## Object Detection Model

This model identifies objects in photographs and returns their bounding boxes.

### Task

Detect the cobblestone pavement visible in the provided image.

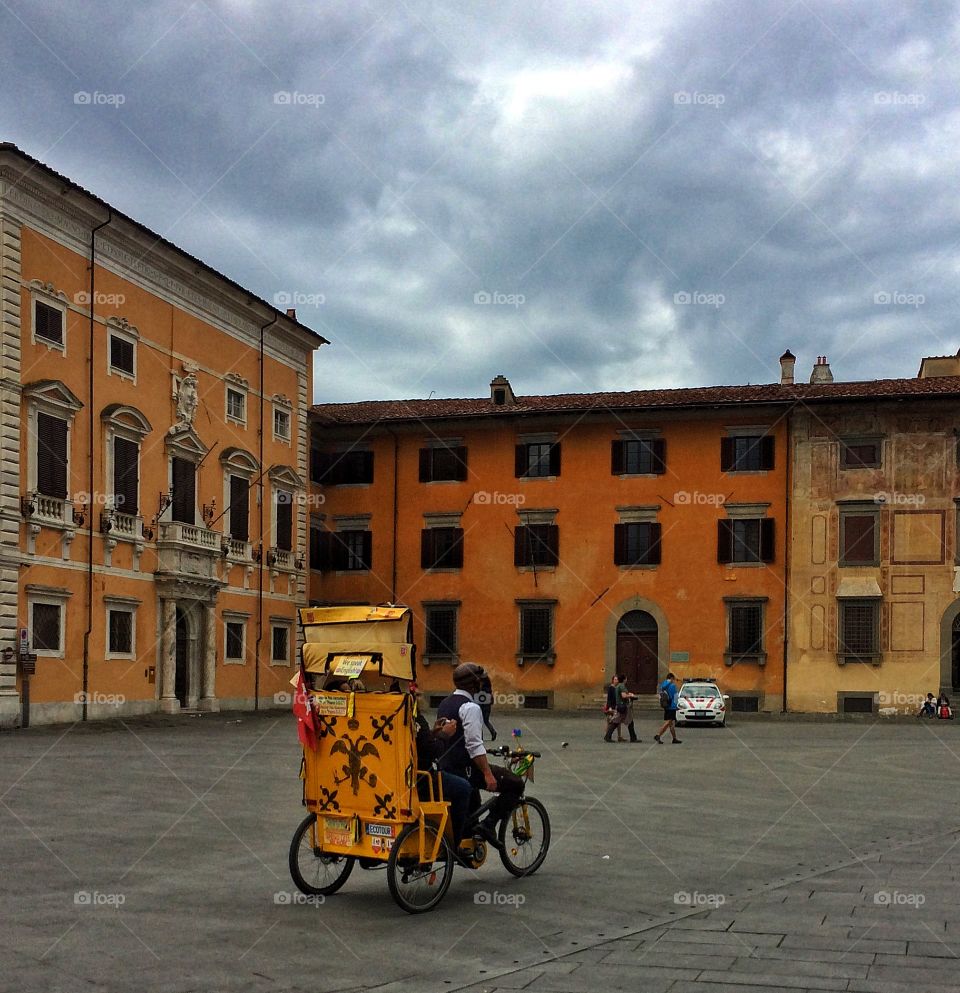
[2,711,959,993]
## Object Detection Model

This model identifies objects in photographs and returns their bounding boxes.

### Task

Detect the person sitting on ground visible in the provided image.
[937,693,954,720]
[917,693,937,718]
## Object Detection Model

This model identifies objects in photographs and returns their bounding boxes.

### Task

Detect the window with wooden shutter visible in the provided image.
[109,334,135,375]
[171,457,196,524]
[229,475,249,541]
[113,436,139,515]
[615,522,662,565]
[717,519,734,563]
[613,439,666,476]
[36,412,68,499]
[329,449,373,485]
[514,524,558,567]
[841,512,878,565]
[336,530,372,570]
[516,442,558,478]
[722,435,773,472]
[309,523,323,569]
[419,446,468,482]
[35,301,63,345]
[275,491,293,551]
[840,440,881,469]
[421,527,463,569]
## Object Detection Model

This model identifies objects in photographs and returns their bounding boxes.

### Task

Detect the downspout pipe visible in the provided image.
[386,428,399,602]
[782,406,794,714]
[255,316,277,711]
[82,210,112,722]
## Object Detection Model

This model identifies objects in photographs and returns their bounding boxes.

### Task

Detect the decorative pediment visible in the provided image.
[23,379,83,413]
[267,464,303,489]
[271,393,293,409]
[28,280,69,304]
[225,372,249,390]
[165,425,207,461]
[101,403,152,438]
[106,316,140,339]
[220,446,259,474]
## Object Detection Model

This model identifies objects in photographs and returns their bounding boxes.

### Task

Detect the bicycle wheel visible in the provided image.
[387,821,454,914]
[289,813,354,896]
[498,797,550,877]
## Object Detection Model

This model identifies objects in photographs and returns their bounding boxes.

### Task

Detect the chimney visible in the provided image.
[490,374,516,407]
[286,308,297,320]
[809,355,834,384]
[779,349,796,385]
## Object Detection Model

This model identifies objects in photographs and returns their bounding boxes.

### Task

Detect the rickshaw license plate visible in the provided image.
[323,817,353,847]
[365,823,396,838]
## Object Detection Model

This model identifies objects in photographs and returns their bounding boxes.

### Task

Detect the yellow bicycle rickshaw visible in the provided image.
[288,605,550,913]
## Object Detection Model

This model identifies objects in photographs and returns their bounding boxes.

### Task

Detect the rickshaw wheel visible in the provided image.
[387,821,454,914]
[289,813,355,896]
[497,797,550,878]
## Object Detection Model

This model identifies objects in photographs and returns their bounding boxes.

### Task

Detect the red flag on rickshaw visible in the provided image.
[292,669,317,750]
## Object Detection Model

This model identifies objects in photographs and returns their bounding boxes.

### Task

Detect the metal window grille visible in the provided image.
[226,622,244,660]
[271,626,288,662]
[108,610,132,654]
[729,603,763,654]
[840,600,878,657]
[521,606,552,655]
[425,607,457,656]
[33,603,61,651]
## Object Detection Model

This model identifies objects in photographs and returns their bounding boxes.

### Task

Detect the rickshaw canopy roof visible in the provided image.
[299,605,416,681]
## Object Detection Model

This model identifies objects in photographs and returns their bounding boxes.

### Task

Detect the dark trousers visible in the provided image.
[467,764,524,825]
[480,703,497,738]
[439,771,472,843]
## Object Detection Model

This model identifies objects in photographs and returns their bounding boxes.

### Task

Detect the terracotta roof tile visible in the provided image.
[311,376,960,426]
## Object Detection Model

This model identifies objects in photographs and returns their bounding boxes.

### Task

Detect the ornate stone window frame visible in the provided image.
[25,584,72,658]
[29,280,69,355]
[105,317,139,384]
[100,403,151,552]
[222,610,250,665]
[164,425,208,525]
[224,373,248,427]
[272,394,293,445]
[270,616,293,666]
[267,464,304,571]
[220,447,258,563]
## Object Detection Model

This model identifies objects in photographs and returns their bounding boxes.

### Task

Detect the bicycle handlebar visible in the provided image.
[487,746,541,758]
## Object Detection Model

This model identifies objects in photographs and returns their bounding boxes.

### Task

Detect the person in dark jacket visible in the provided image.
[414,707,472,843]
[477,671,498,740]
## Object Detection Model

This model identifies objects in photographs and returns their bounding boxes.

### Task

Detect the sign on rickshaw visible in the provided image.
[287,604,550,913]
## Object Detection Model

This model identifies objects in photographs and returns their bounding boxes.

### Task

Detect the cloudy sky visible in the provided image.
[1,0,958,402]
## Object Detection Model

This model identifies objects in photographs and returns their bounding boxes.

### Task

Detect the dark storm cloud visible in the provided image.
[3,0,960,402]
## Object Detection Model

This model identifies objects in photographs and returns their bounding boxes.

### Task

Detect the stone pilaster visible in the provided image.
[158,597,178,713]
[295,370,308,659]
[198,600,218,711]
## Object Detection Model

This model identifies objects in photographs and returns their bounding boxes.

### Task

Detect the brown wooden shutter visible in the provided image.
[113,437,139,515]
[35,302,63,344]
[720,437,735,472]
[717,519,733,563]
[420,528,434,569]
[454,446,468,481]
[611,441,625,475]
[545,524,559,565]
[276,493,293,551]
[171,457,195,523]
[360,530,373,569]
[651,439,666,474]
[36,412,68,499]
[450,527,464,568]
[549,443,561,477]
[760,436,775,470]
[514,526,528,566]
[613,522,627,565]
[229,475,249,541]
[515,445,526,478]
[418,448,431,483]
[360,450,374,484]
[843,515,875,563]
[760,518,775,562]
[648,523,662,564]
[330,532,347,570]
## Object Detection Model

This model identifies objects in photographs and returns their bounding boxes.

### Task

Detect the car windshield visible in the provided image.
[680,685,720,698]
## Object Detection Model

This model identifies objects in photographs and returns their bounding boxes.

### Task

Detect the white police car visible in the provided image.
[675,679,728,727]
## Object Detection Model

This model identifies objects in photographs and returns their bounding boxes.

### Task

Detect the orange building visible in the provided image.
[0,144,325,726]
[309,375,790,712]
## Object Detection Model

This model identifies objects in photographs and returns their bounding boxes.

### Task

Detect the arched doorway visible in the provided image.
[616,610,659,693]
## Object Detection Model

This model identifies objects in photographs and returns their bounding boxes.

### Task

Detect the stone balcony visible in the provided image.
[156,520,223,583]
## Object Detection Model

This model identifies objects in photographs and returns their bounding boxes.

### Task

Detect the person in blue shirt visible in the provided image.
[653,672,682,744]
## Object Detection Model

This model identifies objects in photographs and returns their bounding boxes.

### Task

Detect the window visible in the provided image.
[614,522,662,566]
[515,442,560,479]
[725,600,765,664]
[171,457,196,524]
[840,440,881,469]
[271,625,290,664]
[275,490,293,552]
[838,599,880,662]
[840,510,879,566]
[113,437,139,516]
[717,519,775,564]
[315,450,374,485]
[611,439,666,475]
[226,388,246,423]
[519,603,554,660]
[273,407,291,441]
[109,334,135,376]
[720,435,774,473]
[310,447,324,483]
[514,524,559,567]
[229,475,249,542]
[731,695,760,713]
[333,530,372,571]
[108,609,134,656]
[419,445,468,482]
[31,601,62,654]
[421,527,464,569]
[424,604,458,658]
[225,621,245,662]
[36,412,68,499]
[34,300,64,347]
[309,521,324,570]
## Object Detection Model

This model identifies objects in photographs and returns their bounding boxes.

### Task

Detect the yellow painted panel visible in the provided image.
[890,601,924,652]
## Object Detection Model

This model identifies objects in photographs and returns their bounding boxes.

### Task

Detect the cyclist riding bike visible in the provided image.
[435,663,524,844]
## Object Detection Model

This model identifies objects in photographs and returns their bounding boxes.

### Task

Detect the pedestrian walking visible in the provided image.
[653,672,682,744]
[603,674,622,742]
[477,670,497,741]
[619,677,640,742]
